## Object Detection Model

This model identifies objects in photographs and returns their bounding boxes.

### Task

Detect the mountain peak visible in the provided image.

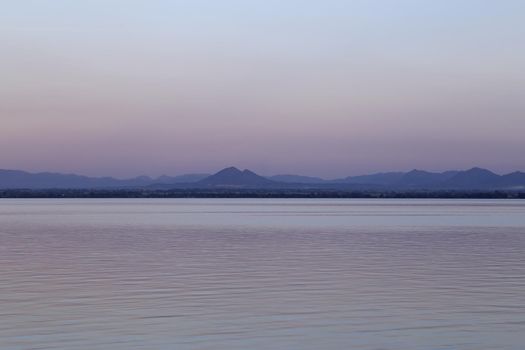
[198,167,276,187]
[217,166,242,174]
[465,167,495,174]
[441,167,500,189]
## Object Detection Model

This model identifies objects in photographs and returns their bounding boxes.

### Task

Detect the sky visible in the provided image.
[1,0,524,178]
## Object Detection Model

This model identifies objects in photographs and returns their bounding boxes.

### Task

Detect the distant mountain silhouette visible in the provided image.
[335,172,405,185]
[0,170,207,189]
[499,172,525,189]
[0,169,152,189]
[268,174,327,184]
[198,167,277,187]
[1,166,525,190]
[156,173,210,184]
[440,167,500,189]
[335,168,517,190]
[394,170,459,189]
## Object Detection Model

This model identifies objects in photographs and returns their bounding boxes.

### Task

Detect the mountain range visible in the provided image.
[1,167,525,191]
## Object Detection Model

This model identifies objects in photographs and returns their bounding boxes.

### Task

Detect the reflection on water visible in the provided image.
[1,199,524,350]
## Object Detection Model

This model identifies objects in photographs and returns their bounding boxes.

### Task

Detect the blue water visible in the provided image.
[1,199,524,349]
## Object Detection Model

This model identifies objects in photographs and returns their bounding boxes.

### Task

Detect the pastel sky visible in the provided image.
[1,0,524,178]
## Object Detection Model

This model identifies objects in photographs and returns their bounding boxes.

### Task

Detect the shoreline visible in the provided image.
[1,189,524,199]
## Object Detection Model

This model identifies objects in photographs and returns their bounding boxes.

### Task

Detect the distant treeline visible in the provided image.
[1,189,524,199]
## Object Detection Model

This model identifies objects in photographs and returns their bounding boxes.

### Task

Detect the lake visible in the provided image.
[1,199,524,349]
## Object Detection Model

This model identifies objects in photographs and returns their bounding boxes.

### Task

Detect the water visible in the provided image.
[1,199,524,350]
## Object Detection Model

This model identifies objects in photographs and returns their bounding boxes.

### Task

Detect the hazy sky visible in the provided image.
[1,0,524,178]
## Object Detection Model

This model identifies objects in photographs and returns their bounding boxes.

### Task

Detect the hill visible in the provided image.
[2,166,525,191]
[197,167,278,188]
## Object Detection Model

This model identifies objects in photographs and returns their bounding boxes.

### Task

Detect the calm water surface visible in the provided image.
[1,199,524,349]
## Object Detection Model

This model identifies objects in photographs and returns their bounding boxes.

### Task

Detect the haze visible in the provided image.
[1,0,524,178]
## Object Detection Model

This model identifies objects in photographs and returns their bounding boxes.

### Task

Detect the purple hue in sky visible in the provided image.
[1,1,524,178]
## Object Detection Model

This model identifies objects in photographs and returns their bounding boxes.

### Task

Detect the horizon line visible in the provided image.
[1,165,523,181]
